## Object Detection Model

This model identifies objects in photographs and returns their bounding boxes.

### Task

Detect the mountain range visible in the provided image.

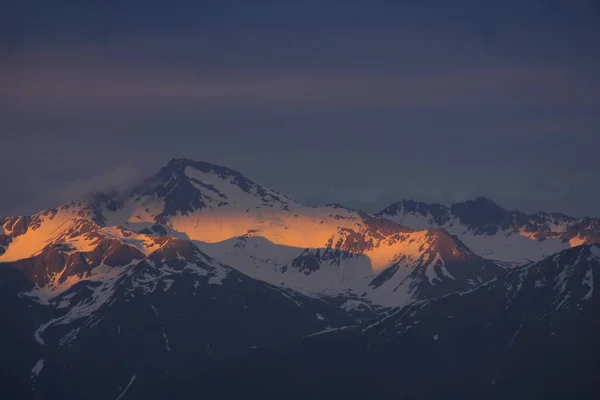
[1,158,598,399]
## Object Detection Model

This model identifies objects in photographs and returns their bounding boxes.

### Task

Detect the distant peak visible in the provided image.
[384,199,422,208]
[166,157,190,166]
[455,197,504,211]
[472,196,497,205]
[140,157,285,215]
[402,199,420,205]
[324,203,353,210]
[376,199,419,214]
[157,158,254,184]
[163,157,195,170]
[164,158,232,173]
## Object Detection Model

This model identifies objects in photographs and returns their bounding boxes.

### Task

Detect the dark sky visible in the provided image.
[1,0,599,217]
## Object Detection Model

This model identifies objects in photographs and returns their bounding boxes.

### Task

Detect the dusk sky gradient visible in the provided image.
[1,0,599,217]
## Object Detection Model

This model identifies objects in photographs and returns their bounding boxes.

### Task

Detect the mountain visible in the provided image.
[0,158,508,398]
[0,158,503,308]
[198,244,600,399]
[1,158,599,399]
[1,236,356,400]
[377,197,600,266]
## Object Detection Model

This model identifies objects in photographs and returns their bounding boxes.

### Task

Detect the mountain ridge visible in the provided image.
[1,158,507,308]
[378,197,600,265]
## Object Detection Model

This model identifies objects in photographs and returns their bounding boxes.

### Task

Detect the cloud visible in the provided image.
[49,164,140,204]
[2,23,598,114]
[2,62,597,114]
[0,164,140,217]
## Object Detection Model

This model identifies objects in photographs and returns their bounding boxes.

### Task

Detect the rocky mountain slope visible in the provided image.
[0,237,355,400]
[199,244,600,399]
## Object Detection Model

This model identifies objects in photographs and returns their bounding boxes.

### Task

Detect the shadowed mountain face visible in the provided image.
[1,238,356,400]
[192,245,600,400]
[0,267,50,400]
[0,158,598,399]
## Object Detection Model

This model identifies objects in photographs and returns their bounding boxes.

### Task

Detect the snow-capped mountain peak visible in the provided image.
[127,158,295,221]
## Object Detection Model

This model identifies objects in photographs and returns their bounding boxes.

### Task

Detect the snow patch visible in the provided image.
[509,320,524,347]
[583,266,594,301]
[424,253,442,285]
[162,332,171,352]
[303,326,353,338]
[59,328,81,346]
[207,265,228,285]
[31,359,44,377]
[439,262,455,280]
[590,245,600,259]
[163,279,174,292]
[534,279,545,288]
[150,304,159,316]
[115,375,137,400]
[340,299,364,311]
